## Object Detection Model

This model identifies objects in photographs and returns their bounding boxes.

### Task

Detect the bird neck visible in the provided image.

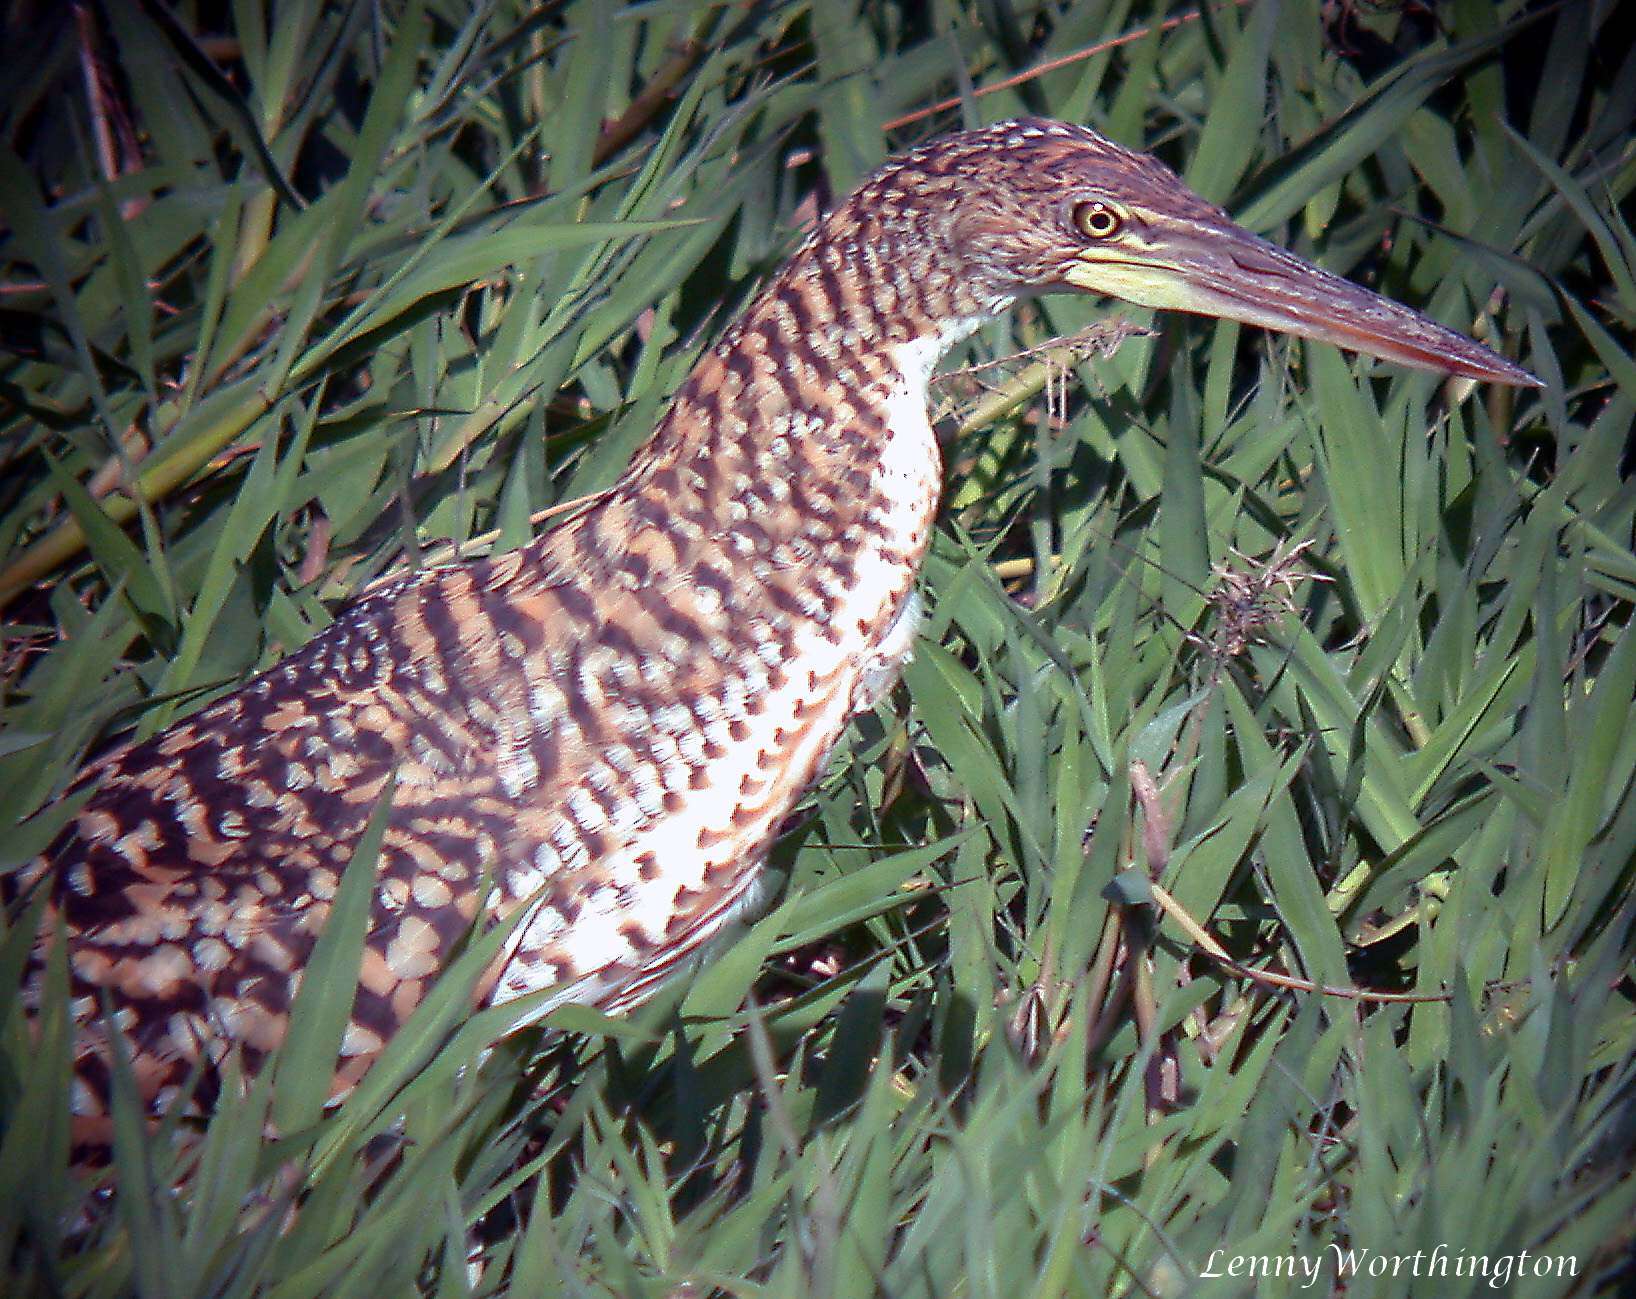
[621,233,1000,546]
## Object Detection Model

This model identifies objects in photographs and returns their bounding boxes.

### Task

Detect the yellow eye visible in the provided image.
[1073,201,1122,239]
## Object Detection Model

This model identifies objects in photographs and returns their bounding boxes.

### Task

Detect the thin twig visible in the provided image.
[882,1,1257,132]
[1146,882,1456,1005]
[936,318,1151,436]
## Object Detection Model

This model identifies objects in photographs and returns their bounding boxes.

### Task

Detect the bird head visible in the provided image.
[883,117,1539,387]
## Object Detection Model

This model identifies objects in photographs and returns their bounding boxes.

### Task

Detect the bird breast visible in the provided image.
[492,337,952,1010]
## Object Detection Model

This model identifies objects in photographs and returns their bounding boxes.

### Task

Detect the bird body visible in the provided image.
[12,118,1538,1130]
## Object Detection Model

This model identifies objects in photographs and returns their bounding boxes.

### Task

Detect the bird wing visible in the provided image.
[21,531,625,1100]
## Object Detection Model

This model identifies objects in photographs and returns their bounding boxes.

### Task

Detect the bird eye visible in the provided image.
[1073,200,1122,239]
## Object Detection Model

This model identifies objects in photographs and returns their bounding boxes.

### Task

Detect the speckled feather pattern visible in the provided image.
[10,120,1235,1128]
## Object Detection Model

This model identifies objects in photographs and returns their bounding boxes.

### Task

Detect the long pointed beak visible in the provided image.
[1062,222,1542,388]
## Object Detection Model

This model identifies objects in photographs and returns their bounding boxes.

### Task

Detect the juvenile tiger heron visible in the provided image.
[12,118,1539,1141]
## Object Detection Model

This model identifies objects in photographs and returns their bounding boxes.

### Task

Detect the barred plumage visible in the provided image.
[11,118,1538,1142]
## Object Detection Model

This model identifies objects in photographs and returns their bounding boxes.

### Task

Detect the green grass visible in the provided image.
[2,1,1634,1295]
